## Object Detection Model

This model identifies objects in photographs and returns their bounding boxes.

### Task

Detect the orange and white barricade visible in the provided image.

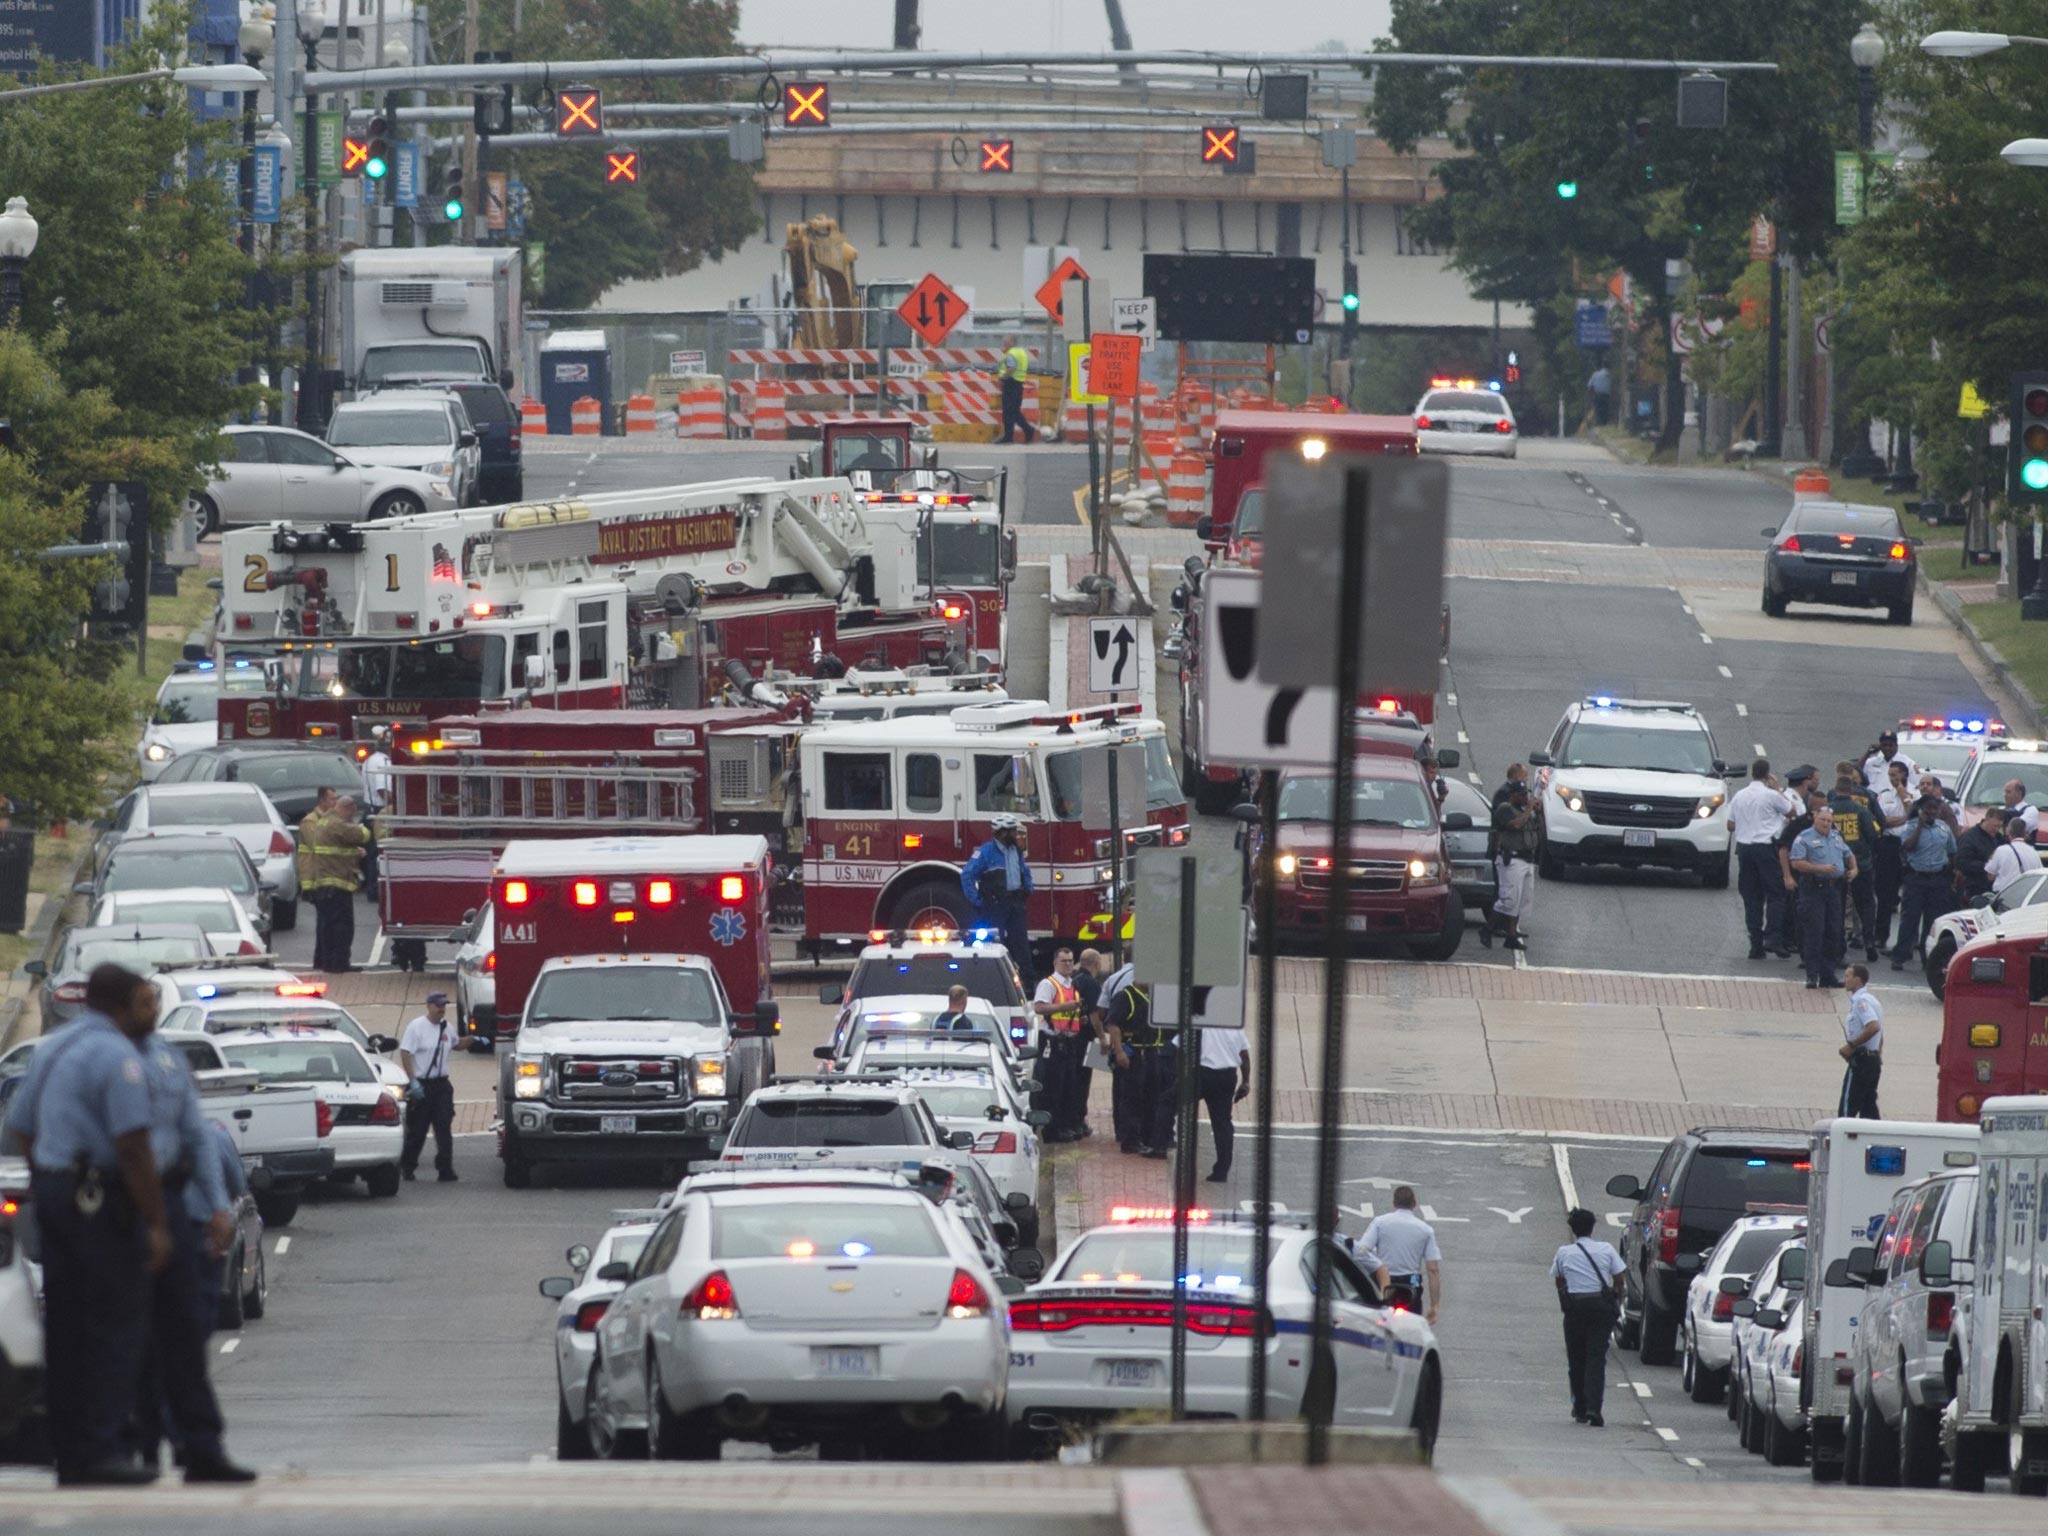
[570,397,602,436]
[750,380,787,441]
[1166,455,1208,525]
[519,396,547,437]
[624,394,657,434]
[675,379,725,438]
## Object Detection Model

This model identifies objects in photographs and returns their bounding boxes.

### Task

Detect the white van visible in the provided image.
[1801,1118,1981,1483]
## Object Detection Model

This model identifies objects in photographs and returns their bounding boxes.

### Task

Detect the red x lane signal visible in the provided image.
[341,135,370,174]
[1201,124,1239,163]
[605,151,640,184]
[783,81,829,127]
[979,139,1014,173]
[555,88,603,137]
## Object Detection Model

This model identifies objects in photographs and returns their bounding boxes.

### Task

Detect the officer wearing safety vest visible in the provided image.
[1107,970,1176,1159]
[1033,947,1089,1141]
[300,791,370,974]
[998,335,1035,444]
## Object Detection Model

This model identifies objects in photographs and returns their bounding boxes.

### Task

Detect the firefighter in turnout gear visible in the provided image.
[300,794,370,973]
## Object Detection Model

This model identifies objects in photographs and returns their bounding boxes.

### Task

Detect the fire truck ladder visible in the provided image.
[380,762,703,831]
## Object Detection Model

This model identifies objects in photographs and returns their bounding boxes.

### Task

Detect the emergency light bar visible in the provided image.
[1109,1206,1211,1224]
[1584,696,1693,713]
[1900,716,2001,735]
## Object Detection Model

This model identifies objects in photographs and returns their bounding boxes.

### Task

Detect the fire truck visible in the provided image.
[1195,408,1420,553]
[489,834,780,1187]
[213,471,1011,743]
[1935,907,2048,1120]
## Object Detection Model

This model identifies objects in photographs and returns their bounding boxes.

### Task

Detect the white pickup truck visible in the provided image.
[173,1030,335,1228]
[498,954,776,1189]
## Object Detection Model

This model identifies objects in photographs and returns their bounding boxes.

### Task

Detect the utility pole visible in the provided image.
[1763,257,1782,457]
[299,23,322,433]
[462,0,480,247]
[1783,256,1807,460]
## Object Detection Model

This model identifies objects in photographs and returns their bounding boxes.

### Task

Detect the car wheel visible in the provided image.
[253,1191,298,1228]
[586,1359,646,1460]
[244,1242,266,1320]
[1736,1387,1753,1450]
[364,1163,401,1199]
[1727,1363,1742,1420]
[1925,934,1956,1000]
[556,1387,592,1461]
[1638,1288,1678,1366]
[1858,1393,1900,1486]
[1766,1405,1805,1466]
[371,491,426,520]
[1687,1342,1721,1404]
[1888,598,1914,626]
[1012,1202,1041,1249]
[2011,1427,2048,1495]
[1538,840,1566,880]
[1413,898,1464,962]
[1951,1427,1991,1492]
[887,878,974,936]
[190,493,221,537]
[270,897,297,933]
[1680,1330,1696,1395]
[1899,1397,1942,1486]
[217,1243,246,1331]
[1699,853,1730,891]
[1761,586,1788,618]
[1409,1357,1442,1464]
[1843,1395,1864,1485]
[647,1351,713,1461]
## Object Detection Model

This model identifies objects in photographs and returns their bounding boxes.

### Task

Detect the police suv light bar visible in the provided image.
[1900,716,2001,735]
[1109,1205,1212,1224]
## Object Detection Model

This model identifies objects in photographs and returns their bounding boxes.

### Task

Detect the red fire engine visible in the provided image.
[1935,907,2048,1120]
[214,470,1005,743]
[1197,408,1420,553]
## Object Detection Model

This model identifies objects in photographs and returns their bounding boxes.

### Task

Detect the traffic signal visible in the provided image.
[979,138,1014,173]
[340,134,370,177]
[2011,373,2048,502]
[1201,124,1239,164]
[605,151,639,185]
[1341,259,1360,344]
[554,86,603,138]
[363,113,390,181]
[474,83,514,136]
[441,171,464,223]
[782,81,829,127]
[1556,180,1580,199]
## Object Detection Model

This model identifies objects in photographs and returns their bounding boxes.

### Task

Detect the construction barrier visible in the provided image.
[675,378,725,439]
[750,380,787,441]
[1166,455,1208,526]
[1791,469,1832,499]
[570,396,602,436]
[519,396,547,437]
[624,393,657,434]
[1136,432,1178,487]
[727,346,1012,370]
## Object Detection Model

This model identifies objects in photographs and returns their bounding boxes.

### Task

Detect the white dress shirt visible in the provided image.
[1729,780,1790,844]
[1863,749,1919,798]
[1552,1238,1625,1295]
[2007,802,2041,837]
[1198,1026,1250,1072]
[1988,838,2044,894]
[1874,784,1908,838]
[1843,988,1884,1053]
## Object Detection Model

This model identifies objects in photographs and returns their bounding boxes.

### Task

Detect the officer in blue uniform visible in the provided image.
[961,813,1035,980]
[2,964,171,1486]
[134,992,255,1483]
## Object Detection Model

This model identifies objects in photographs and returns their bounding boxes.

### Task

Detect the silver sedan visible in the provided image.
[191,425,456,533]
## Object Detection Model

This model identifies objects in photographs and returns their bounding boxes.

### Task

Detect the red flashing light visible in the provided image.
[1109,1205,1210,1223]
[277,981,327,998]
[648,879,675,906]
[903,833,923,850]
[1375,698,1399,713]
[470,601,492,618]
[868,928,889,943]
[484,952,496,972]
[943,604,964,620]
[1495,419,1514,434]
[573,881,598,907]
[1889,542,1909,559]
[503,880,530,906]
[1658,1207,1681,1265]
[720,875,745,901]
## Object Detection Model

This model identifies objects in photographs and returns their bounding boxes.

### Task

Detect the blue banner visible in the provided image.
[392,141,420,210]
[1574,303,1612,350]
[252,144,282,224]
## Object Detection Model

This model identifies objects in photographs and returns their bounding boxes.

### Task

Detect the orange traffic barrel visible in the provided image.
[519,396,546,437]
[570,396,602,436]
[624,393,657,434]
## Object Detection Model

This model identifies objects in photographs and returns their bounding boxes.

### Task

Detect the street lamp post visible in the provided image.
[0,197,40,326]
[1840,23,1887,479]
[239,16,273,261]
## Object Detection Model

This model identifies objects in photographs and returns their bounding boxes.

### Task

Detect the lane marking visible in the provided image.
[1735,703,1749,717]
[274,1236,291,1256]
[1716,665,1732,679]
[219,1337,240,1354]
[1683,1456,1705,1468]
[1457,730,1470,744]
[1631,1382,1652,1398]
[367,928,389,968]
[1446,692,1457,706]
[1655,1427,1680,1442]
[1487,1206,1533,1224]
[1681,604,1693,615]
[1699,633,1714,645]
[1551,1142,1579,1213]
[1468,771,1483,783]
[1754,743,1767,757]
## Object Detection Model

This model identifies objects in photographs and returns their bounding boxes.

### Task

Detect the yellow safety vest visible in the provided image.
[1002,345,1029,383]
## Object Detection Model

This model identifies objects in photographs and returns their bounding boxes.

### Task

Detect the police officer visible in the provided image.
[303,793,370,974]
[997,334,1035,444]
[2,964,172,1486]
[1838,964,1884,1118]
[1095,959,1144,1152]
[399,992,459,1182]
[1789,805,1856,989]
[1107,970,1174,1157]
[1889,794,1959,971]
[1361,1186,1443,1324]
[1772,774,1824,957]
[132,975,255,1482]
[962,813,1034,982]
[1551,1207,1626,1427]
[1032,947,1088,1141]
[1826,772,1883,964]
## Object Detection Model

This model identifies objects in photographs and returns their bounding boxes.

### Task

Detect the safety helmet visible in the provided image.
[988,813,1023,833]
[370,724,392,743]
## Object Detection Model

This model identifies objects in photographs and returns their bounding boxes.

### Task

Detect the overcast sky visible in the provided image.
[737,0,1395,54]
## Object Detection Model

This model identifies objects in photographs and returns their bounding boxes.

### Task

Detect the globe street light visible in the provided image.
[0,197,39,326]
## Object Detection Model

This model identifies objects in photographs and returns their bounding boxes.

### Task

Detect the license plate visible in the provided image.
[239,1154,263,1171]
[599,1115,636,1135]
[813,1346,877,1379]
[1102,1359,1159,1389]
[1831,571,1858,586]
[1622,828,1656,849]
[1346,914,1371,932]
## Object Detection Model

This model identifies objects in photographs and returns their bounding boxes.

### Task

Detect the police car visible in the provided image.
[1005,1208,1443,1458]
[1678,1210,1804,1405]
[822,929,1030,1048]
[891,1067,1046,1228]
[822,997,1037,1095]
[1892,716,2001,791]
[1953,735,2048,824]
[538,1208,661,1460]
[212,1026,405,1198]
[158,993,407,1095]
[1921,869,2048,998]
[718,1078,976,1169]
[1527,697,1735,885]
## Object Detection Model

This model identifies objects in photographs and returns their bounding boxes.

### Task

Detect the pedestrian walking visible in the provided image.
[1587,363,1613,428]
[133,976,254,1482]
[1033,947,1089,1140]
[2,964,172,1486]
[1838,965,1883,1119]
[302,792,369,974]
[961,813,1034,982]
[1861,731,1919,799]
[1196,1023,1249,1185]
[1826,773,1883,963]
[996,334,1036,445]
[1362,1187,1443,1323]
[1552,1207,1626,1427]
[399,992,458,1182]
[1730,759,1791,960]
[2002,780,2041,839]
[1872,760,1910,952]
[1482,781,1537,951]
[1988,811,2043,895]
[1889,795,1959,971]
[1790,806,1855,988]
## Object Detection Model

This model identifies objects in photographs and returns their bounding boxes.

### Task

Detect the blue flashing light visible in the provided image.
[1592,695,1614,709]
[195,984,219,999]
[968,926,998,943]
[1968,719,1986,733]
[1181,1272,1204,1287]
[896,963,910,974]
[1949,718,1965,730]
[841,1240,873,1258]
[1746,1157,1767,1167]
[195,660,216,670]
[1487,379,1502,391]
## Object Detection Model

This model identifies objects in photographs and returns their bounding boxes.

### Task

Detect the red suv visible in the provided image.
[1242,755,1469,959]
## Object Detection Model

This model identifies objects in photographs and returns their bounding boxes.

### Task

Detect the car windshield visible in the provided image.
[1560,722,1716,775]
[1232,488,1264,540]
[727,1098,923,1148]
[152,681,219,725]
[1908,742,1978,778]
[359,345,484,385]
[1966,759,2048,806]
[147,789,270,828]
[328,410,452,448]
[296,641,503,704]
[1686,1148,1810,1210]
[712,1198,944,1259]
[218,1040,376,1085]
[1423,390,1508,415]
[909,1083,1002,1119]
[70,933,210,970]
[232,753,361,794]
[1059,1230,1261,1285]
[109,896,247,933]
[104,848,253,894]
[606,1231,651,1270]
[1276,775,1435,829]
[525,968,721,1026]
[925,521,1001,588]
[1726,1229,1797,1275]
[849,954,1020,1006]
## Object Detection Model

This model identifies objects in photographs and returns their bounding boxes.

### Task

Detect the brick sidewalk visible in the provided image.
[1275,957,1843,1013]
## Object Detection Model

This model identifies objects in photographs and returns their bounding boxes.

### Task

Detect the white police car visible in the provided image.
[1954,735,2048,823]
[821,928,1030,1049]
[1005,1208,1443,1458]
[893,1067,1046,1220]
[1893,715,2001,791]
[1528,697,1735,885]
[538,1209,661,1460]
[1678,1211,1804,1405]
[1921,870,2048,998]
[212,1026,405,1198]
[718,1078,976,1170]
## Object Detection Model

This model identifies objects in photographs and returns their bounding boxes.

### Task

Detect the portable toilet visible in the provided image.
[539,330,614,435]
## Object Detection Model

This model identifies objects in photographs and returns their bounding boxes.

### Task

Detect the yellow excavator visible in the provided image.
[784,215,862,349]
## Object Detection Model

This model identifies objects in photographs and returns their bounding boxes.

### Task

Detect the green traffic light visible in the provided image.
[1342,292,1360,312]
[1556,180,1579,200]
[2024,458,2048,492]
[365,155,388,180]
[443,198,464,222]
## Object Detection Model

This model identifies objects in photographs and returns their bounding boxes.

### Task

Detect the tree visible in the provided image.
[1371,0,1861,453]
[424,0,756,304]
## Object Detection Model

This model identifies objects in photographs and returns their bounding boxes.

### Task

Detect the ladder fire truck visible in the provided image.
[214,472,1012,743]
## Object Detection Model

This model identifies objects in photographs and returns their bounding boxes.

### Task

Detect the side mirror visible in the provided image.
[1005,1190,1033,1211]
[521,653,547,689]
[1026,1109,1051,1129]
[263,658,286,692]
[566,1243,592,1272]
[1442,812,1473,831]
[538,1276,575,1300]
[1436,748,1461,769]
[1919,1238,1954,1290]
[947,1129,976,1151]
[1170,583,1188,613]
[1845,1244,1877,1284]
[22,960,46,978]
[369,1034,398,1053]
[753,999,780,1036]
[1195,515,1214,542]
[819,983,844,1005]
[1711,760,1729,776]
[1972,892,1995,910]
[72,881,95,897]
[1528,750,1554,768]
[1007,1247,1046,1282]
[1730,1297,1756,1318]
[1675,1252,1703,1276]
[1001,527,1018,581]
[1718,1275,1750,1297]
[595,1261,630,1282]
[462,908,478,925]
[459,430,479,448]
[1604,1173,1644,1201]
[812,1044,836,1060]
[1754,1307,1785,1331]
[1761,526,1778,538]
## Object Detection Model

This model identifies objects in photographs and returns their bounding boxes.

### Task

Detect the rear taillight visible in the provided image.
[946,1268,991,1319]
[1495,419,1513,434]
[53,982,88,1003]
[484,953,497,971]
[574,1299,611,1332]
[975,1132,1019,1154]
[1008,1298,1259,1334]
[684,1270,738,1321]
[268,830,294,856]
[1927,1292,1954,1335]
[1658,1208,1681,1265]
[238,940,261,956]
[315,1099,335,1138]
[1711,1291,1734,1323]
[1889,542,1909,560]
[1414,415,1432,430]
[370,1093,400,1125]
[1781,535,1802,553]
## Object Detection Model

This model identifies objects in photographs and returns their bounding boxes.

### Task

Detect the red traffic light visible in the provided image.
[605,151,639,184]
[341,136,370,174]
[783,81,829,127]
[979,139,1014,173]
[555,87,603,137]
[1201,125,1239,163]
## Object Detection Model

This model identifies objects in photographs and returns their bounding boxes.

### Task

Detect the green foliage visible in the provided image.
[424,0,756,305]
